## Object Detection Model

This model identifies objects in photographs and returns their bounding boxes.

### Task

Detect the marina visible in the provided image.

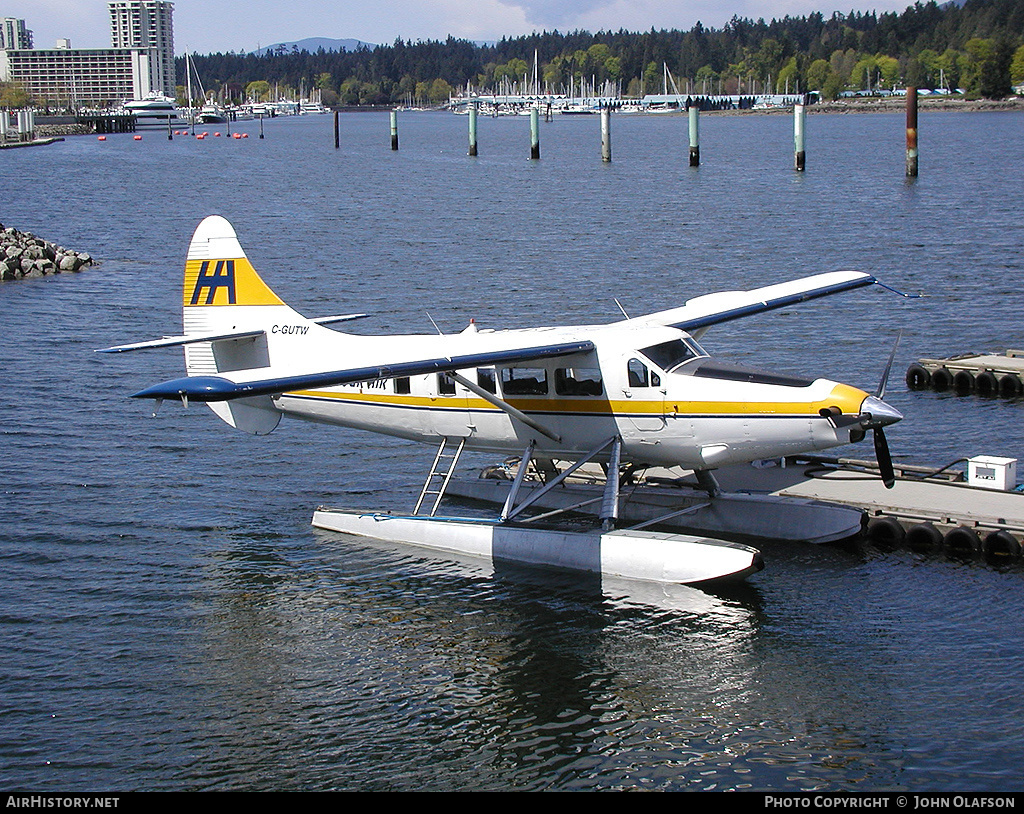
[4,110,1024,792]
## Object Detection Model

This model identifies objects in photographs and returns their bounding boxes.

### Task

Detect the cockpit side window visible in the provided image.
[628,358,653,388]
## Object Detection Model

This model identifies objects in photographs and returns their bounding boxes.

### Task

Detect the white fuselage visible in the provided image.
[247,321,868,469]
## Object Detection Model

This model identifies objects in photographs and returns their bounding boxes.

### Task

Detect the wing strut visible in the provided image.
[501,436,622,524]
[446,371,561,442]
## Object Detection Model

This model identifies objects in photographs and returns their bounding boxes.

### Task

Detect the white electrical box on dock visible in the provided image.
[967,456,1018,491]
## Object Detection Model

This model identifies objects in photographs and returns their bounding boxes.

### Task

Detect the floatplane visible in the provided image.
[100,216,906,585]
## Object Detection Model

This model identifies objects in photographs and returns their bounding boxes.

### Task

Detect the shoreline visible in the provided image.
[747,96,1024,116]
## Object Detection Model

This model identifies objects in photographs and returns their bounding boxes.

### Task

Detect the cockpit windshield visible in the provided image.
[639,338,706,373]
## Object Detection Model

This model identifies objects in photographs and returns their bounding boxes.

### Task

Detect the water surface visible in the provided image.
[2,109,1024,791]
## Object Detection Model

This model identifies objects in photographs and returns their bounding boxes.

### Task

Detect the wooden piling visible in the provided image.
[468,101,478,156]
[390,109,398,150]
[259,114,265,139]
[906,88,918,177]
[600,105,611,162]
[530,106,540,160]
[333,110,338,148]
[688,104,700,166]
[794,103,806,171]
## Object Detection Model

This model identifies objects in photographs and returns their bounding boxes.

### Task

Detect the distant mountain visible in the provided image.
[252,37,374,56]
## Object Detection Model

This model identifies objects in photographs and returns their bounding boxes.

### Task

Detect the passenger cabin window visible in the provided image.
[555,367,603,396]
[628,358,660,388]
[438,372,456,395]
[394,376,411,395]
[477,367,497,394]
[640,338,702,373]
[500,367,548,396]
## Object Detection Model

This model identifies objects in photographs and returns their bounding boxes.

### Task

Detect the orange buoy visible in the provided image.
[133,134,142,140]
[97,135,106,141]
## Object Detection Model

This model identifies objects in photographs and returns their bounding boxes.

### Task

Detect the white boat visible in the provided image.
[300,99,330,114]
[197,103,228,124]
[122,94,187,127]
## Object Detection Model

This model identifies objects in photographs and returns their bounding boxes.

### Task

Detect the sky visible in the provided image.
[7,0,918,55]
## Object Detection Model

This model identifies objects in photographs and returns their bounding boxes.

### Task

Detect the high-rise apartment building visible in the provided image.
[108,1,174,97]
[0,3,175,108]
[1,17,33,49]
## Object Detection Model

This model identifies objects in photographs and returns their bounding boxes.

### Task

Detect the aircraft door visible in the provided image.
[621,356,666,433]
[429,371,473,439]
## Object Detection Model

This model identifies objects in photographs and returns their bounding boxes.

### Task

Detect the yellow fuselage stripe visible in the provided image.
[285,383,867,417]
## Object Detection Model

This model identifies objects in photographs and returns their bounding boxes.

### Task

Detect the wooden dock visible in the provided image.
[907,350,1024,396]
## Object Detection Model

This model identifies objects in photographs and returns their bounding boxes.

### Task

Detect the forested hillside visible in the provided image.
[183,0,1024,106]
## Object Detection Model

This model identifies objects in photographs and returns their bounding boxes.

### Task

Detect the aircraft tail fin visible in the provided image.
[181,215,304,435]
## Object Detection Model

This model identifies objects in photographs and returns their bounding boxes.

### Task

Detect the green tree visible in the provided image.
[776,56,800,93]
[821,72,846,100]
[0,81,31,107]
[805,59,832,91]
[427,78,453,103]
[1009,44,1024,84]
[245,80,270,101]
[965,37,1012,98]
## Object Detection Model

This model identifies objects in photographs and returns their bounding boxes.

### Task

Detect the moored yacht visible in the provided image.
[121,94,187,127]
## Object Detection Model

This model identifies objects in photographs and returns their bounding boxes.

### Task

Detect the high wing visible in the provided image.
[128,337,596,402]
[619,271,876,337]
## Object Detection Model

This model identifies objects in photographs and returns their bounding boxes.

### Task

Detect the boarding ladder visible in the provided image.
[414,437,466,516]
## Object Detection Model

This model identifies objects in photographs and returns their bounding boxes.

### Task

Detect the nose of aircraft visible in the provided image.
[860,395,903,428]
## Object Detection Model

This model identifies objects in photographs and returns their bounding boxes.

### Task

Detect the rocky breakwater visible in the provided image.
[1,223,93,280]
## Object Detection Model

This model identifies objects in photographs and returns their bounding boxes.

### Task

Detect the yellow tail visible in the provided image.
[183,215,285,309]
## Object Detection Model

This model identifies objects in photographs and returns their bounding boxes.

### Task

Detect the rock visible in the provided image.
[0,224,95,281]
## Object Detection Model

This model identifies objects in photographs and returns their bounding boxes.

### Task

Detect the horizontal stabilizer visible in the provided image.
[312,313,369,326]
[97,328,266,353]
[97,314,368,353]
[131,339,597,402]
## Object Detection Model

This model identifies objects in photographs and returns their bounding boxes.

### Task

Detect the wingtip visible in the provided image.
[130,375,239,401]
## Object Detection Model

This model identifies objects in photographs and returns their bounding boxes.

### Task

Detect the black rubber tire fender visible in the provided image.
[867,516,906,548]
[944,525,982,557]
[930,367,953,391]
[975,370,998,397]
[983,530,1022,564]
[953,369,975,394]
[905,363,931,390]
[906,522,943,552]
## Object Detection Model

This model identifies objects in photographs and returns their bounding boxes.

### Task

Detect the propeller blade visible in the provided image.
[874,427,896,489]
[876,330,903,400]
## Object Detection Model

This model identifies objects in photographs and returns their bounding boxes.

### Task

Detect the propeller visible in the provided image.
[820,332,903,489]
[862,331,903,489]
